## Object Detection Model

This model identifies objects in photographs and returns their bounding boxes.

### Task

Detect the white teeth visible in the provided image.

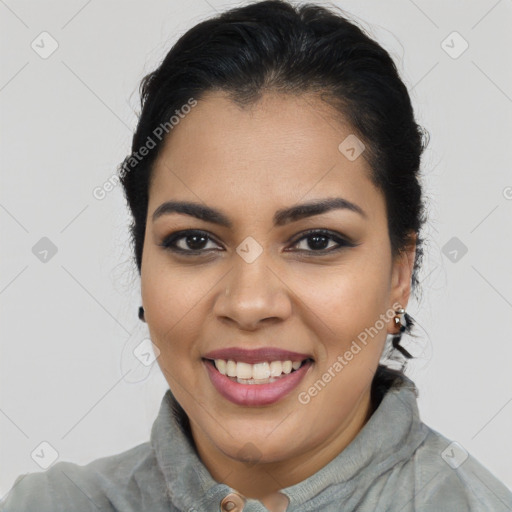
[269,361,283,377]
[236,376,278,384]
[236,362,253,379]
[213,359,306,380]
[216,359,227,375]
[226,360,237,377]
[252,362,270,380]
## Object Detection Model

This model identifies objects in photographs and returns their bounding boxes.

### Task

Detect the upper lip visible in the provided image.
[202,347,313,364]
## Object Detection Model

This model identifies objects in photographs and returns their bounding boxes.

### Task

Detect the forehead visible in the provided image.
[149,91,383,223]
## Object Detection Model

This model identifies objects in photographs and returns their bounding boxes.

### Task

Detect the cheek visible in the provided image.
[294,264,391,439]
[141,255,205,362]
[142,243,201,315]
[293,251,392,342]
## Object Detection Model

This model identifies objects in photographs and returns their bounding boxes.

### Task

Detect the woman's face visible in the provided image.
[141,91,414,482]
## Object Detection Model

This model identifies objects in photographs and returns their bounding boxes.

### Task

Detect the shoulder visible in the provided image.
[403,423,512,511]
[0,442,171,512]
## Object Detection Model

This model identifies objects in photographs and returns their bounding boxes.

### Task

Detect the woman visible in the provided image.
[3,1,511,511]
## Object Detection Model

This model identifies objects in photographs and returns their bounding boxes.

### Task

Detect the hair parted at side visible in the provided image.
[118,0,430,395]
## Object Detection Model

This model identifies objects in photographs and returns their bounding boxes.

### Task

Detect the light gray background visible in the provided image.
[1,0,511,498]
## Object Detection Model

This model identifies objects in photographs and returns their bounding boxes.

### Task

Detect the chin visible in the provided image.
[215,430,299,465]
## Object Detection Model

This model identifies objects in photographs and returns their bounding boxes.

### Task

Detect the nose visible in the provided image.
[213,252,293,331]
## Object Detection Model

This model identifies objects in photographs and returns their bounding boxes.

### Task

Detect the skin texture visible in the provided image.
[140,91,416,504]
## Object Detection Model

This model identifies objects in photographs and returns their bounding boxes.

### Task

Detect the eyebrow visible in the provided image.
[151,197,367,227]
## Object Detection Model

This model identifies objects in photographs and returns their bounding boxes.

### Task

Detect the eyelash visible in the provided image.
[159,228,356,256]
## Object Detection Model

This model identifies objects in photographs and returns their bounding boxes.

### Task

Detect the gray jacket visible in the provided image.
[2,377,511,511]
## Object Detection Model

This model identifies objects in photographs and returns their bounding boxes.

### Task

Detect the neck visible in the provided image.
[190,389,373,501]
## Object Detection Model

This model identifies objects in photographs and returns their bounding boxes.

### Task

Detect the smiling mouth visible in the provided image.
[203,357,314,385]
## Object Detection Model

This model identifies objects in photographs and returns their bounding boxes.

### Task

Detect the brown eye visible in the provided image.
[287,229,356,254]
[159,228,356,257]
[160,230,222,253]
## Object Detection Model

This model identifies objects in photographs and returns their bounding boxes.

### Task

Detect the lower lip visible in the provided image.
[203,359,313,406]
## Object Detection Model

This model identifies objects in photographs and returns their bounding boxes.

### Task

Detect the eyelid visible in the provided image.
[159,228,356,255]
[287,228,356,249]
[159,229,223,252]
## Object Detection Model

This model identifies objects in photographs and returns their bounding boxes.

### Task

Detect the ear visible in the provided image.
[389,232,417,313]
